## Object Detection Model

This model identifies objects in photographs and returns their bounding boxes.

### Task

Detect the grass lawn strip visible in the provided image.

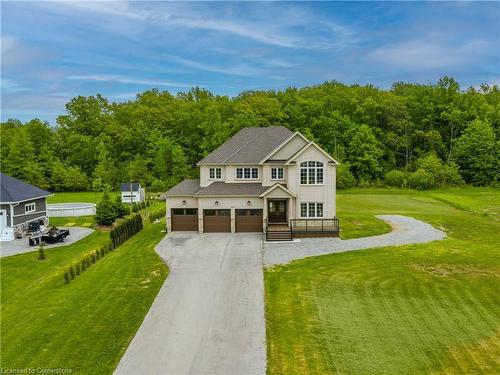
[266,188,500,374]
[0,220,168,373]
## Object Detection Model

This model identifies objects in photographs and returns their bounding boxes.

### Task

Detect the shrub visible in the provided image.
[96,191,117,225]
[131,204,139,213]
[408,169,435,190]
[37,243,46,260]
[385,170,407,188]
[414,153,464,187]
[69,267,75,280]
[75,264,81,275]
[114,196,129,218]
[91,253,96,263]
[149,207,166,223]
[337,163,356,189]
[64,271,70,284]
[81,259,86,272]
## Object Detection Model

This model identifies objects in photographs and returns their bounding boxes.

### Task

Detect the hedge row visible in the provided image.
[110,213,143,248]
[63,213,143,284]
[64,240,114,284]
[149,207,166,223]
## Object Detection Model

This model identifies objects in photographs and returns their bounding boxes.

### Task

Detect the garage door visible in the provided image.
[171,208,198,231]
[235,209,263,232]
[203,209,231,233]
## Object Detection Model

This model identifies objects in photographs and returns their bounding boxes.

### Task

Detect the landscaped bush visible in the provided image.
[385,170,407,188]
[408,168,435,190]
[110,213,143,249]
[96,191,117,225]
[114,196,129,218]
[149,207,166,223]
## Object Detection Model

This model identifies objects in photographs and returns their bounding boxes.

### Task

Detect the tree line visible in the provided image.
[1,77,499,191]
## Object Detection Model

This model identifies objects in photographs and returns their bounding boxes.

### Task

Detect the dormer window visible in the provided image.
[271,167,284,180]
[236,167,258,180]
[300,161,324,185]
[209,167,222,180]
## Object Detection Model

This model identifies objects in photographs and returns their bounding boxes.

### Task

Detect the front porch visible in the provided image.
[266,217,340,241]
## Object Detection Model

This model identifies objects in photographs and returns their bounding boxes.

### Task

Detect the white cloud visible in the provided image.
[66,74,194,88]
[368,38,490,70]
[164,55,262,77]
[55,1,353,50]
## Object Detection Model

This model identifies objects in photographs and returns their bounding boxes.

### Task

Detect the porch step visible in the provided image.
[266,230,292,241]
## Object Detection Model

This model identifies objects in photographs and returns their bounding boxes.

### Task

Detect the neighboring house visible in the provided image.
[166,126,339,240]
[120,183,145,204]
[0,173,52,241]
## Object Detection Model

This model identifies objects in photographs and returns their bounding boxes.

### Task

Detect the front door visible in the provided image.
[268,200,287,223]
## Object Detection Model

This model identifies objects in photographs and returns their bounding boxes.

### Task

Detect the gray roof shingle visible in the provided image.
[166,179,201,196]
[195,182,268,197]
[198,126,293,165]
[120,183,141,192]
[0,173,52,203]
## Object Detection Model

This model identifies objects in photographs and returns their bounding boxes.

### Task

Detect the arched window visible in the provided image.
[300,161,324,184]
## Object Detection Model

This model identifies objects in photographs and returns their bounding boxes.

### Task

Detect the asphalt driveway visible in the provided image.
[114,232,266,375]
[0,227,94,258]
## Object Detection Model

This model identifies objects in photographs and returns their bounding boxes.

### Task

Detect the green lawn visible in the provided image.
[0,221,168,374]
[266,188,500,374]
[48,191,120,204]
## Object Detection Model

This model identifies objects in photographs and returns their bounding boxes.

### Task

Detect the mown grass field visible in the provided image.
[0,218,168,373]
[265,188,500,374]
[47,191,120,204]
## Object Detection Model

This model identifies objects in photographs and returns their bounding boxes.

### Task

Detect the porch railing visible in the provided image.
[290,217,339,234]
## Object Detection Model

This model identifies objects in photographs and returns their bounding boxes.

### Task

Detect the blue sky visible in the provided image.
[1,1,499,124]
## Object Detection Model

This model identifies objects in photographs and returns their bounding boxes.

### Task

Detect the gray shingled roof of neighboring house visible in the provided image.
[120,183,141,192]
[197,126,294,165]
[195,182,268,196]
[0,173,52,203]
[166,179,201,196]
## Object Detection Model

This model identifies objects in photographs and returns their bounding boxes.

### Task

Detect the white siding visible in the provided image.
[262,164,286,186]
[288,145,336,218]
[200,166,227,187]
[268,134,308,160]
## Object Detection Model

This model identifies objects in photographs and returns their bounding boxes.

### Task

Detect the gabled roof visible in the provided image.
[120,183,141,192]
[285,141,340,165]
[195,182,268,197]
[259,132,309,163]
[259,183,296,198]
[0,173,52,203]
[197,126,293,165]
[166,179,201,196]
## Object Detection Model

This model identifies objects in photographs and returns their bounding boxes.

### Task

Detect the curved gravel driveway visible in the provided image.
[264,215,446,266]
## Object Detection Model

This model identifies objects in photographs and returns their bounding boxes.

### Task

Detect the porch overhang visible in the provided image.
[259,183,296,198]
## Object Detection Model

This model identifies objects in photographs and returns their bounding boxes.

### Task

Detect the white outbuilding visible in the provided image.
[120,183,145,204]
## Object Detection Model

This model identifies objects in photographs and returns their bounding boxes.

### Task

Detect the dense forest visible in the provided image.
[1,77,499,191]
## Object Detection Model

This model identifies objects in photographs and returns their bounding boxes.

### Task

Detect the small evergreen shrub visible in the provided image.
[76,264,81,275]
[37,243,46,260]
[64,271,70,284]
[69,267,75,280]
[96,190,117,225]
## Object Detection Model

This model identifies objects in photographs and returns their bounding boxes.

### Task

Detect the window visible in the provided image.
[300,161,324,184]
[271,167,284,180]
[300,202,324,218]
[209,167,222,179]
[25,203,36,213]
[236,167,259,180]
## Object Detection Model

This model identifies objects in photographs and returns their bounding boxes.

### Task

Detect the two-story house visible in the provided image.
[165,126,339,240]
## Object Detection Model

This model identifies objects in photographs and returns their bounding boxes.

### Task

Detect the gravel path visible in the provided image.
[0,227,94,258]
[114,233,266,375]
[264,215,446,266]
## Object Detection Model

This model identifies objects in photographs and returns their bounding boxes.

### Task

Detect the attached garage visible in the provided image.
[171,208,198,231]
[235,209,263,232]
[203,209,231,233]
